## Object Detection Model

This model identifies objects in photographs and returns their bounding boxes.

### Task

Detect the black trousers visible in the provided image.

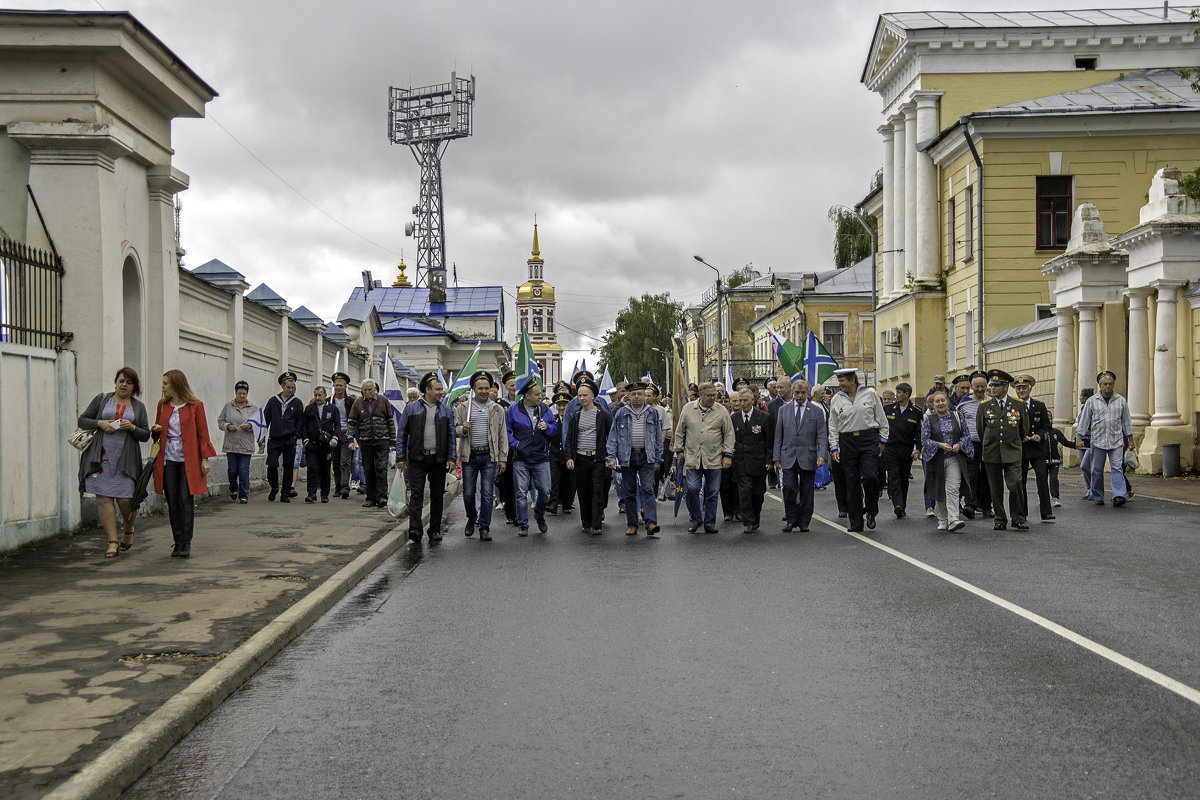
[735,470,766,527]
[549,449,572,509]
[839,430,880,531]
[1021,455,1053,518]
[163,461,194,546]
[306,444,332,499]
[720,468,740,518]
[782,465,816,527]
[573,453,608,528]
[359,441,390,504]
[331,439,348,494]
[985,460,1026,525]
[498,452,515,521]
[407,454,447,537]
[881,444,913,511]
[829,456,849,513]
[266,436,297,493]
[966,447,991,513]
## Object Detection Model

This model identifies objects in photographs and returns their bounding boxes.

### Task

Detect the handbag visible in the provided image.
[814,462,832,489]
[68,427,97,452]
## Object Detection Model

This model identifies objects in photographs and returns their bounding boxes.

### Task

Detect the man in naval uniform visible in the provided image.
[827,367,889,533]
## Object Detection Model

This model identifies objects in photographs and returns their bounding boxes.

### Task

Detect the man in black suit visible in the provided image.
[881,382,922,518]
[731,387,774,533]
[1014,374,1054,522]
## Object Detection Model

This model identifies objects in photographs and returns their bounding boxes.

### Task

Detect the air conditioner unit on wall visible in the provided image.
[884,328,902,347]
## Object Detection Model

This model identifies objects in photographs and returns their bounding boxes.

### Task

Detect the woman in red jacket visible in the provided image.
[151,369,217,558]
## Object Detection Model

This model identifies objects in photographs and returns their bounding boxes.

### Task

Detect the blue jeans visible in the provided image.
[1079,448,1094,497]
[620,450,658,527]
[513,460,551,528]
[1088,445,1128,501]
[462,451,498,530]
[226,453,251,500]
[685,467,722,527]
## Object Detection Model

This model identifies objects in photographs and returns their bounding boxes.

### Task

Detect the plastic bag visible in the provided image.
[814,462,832,489]
[387,468,408,518]
[1124,449,1139,471]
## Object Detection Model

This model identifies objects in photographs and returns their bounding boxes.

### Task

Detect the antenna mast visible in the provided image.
[388,72,476,287]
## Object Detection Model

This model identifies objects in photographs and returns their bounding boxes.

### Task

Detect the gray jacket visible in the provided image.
[217,400,259,455]
[772,399,828,471]
[77,392,151,493]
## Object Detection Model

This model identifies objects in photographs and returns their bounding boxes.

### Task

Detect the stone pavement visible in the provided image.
[0,473,460,800]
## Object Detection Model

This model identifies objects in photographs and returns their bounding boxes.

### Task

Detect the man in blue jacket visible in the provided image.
[505,375,558,536]
[606,381,663,537]
[263,371,305,503]
[397,372,455,543]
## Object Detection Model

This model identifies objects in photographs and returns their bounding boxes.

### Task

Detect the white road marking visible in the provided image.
[763,491,1200,707]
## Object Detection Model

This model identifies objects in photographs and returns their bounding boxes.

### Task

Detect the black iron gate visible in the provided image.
[0,237,68,351]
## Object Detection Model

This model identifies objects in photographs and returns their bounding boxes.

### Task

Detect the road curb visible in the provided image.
[43,480,461,800]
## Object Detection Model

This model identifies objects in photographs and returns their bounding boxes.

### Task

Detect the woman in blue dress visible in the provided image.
[78,367,151,557]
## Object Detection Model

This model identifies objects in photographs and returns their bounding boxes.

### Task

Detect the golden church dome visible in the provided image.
[517,281,555,301]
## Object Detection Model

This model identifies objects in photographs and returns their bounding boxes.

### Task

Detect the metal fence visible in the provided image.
[0,238,67,351]
[701,359,779,383]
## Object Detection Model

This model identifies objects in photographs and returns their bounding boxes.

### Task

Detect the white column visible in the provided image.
[913,91,941,287]
[891,112,907,293]
[1051,306,1076,427]
[1151,280,1186,426]
[1124,287,1152,426]
[879,123,895,299]
[314,328,324,388]
[903,104,917,291]
[279,314,290,374]
[229,291,245,380]
[1075,303,1100,397]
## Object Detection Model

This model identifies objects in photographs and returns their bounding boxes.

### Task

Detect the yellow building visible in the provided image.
[514,224,563,384]
[858,8,1200,417]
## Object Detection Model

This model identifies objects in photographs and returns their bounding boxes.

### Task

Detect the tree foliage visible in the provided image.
[595,292,684,383]
[725,263,758,289]
[1182,10,1200,94]
[827,169,882,269]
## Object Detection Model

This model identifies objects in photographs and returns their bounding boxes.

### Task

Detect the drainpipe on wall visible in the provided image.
[959,116,985,369]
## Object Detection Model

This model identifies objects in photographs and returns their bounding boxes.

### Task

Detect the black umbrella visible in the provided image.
[131,441,160,512]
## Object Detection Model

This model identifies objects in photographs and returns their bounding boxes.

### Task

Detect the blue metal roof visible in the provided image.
[289,305,323,326]
[247,283,287,305]
[191,258,244,281]
[349,285,503,317]
[377,317,449,338]
[324,322,349,343]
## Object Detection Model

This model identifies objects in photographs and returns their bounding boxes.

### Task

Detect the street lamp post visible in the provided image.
[693,255,723,383]
[650,346,671,391]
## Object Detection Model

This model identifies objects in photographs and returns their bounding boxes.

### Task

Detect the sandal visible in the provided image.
[120,531,135,551]
[105,541,120,558]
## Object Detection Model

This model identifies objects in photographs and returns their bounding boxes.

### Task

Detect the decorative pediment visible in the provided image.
[862,19,907,89]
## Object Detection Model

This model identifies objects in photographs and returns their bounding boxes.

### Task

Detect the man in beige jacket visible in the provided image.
[674,382,735,533]
[454,370,509,541]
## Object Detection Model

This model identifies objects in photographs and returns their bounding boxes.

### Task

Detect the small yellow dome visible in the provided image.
[517,281,555,301]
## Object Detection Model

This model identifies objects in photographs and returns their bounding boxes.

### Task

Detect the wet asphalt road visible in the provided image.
[124,484,1200,800]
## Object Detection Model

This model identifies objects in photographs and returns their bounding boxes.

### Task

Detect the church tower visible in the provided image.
[514,222,562,384]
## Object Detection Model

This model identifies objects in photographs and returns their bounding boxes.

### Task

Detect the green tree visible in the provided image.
[595,292,684,383]
[725,263,758,289]
[827,169,881,269]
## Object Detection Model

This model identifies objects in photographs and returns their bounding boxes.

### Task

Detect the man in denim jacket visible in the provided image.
[606,381,663,537]
[505,376,559,535]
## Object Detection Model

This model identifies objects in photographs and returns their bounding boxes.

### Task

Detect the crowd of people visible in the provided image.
[78,360,1136,558]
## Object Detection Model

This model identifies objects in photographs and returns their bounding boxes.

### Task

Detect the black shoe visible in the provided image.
[340,491,350,499]
[848,526,864,533]
[547,505,559,516]
[229,491,238,502]
[465,521,475,537]
[280,495,291,503]
[1041,514,1055,521]
[798,525,809,532]
[408,532,422,543]
[170,544,182,557]
[537,518,548,534]
[618,503,626,514]
[377,500,387,509]
[288,489,298,498]
[865,513,876,530]
[723,514,734,522]
[993,521,1007,530]
[704,526,719,534]
[743,525,755,534]
[506,517,517,526]
[178,545,190,559]
[518,526,529,537]
[562,506,575,513]
[838,511,848,519]
[982,510,995,518]
[304,494,316,503]
[961,508,975,520]
[1113,496,1126,507]
[479,530,492,541]
[894,505,905,518]
[1013,521,1030,531]
[321,496,329,503]
[429,532,443,541]
[268,488,278,502]
[362,500,376,508]
[591,526,603,535]
[239,498,248,504]
[687,521,701,533]
[783,523,795,532]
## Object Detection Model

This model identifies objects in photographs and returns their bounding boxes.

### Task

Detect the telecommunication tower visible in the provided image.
[388,72,476,288]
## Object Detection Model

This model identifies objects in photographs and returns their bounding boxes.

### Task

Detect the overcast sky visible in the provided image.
[11,0,1126,369]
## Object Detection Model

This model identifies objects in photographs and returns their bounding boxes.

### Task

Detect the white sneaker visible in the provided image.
[925,508,935,518]
[1052,497,1061,507]
[936,521,948,531]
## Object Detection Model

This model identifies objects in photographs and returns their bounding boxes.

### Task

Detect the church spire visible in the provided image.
[531,218,541,260]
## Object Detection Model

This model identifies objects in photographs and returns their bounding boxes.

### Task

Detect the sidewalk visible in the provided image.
[0,476,459,800]
[1054,464,1199,506]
